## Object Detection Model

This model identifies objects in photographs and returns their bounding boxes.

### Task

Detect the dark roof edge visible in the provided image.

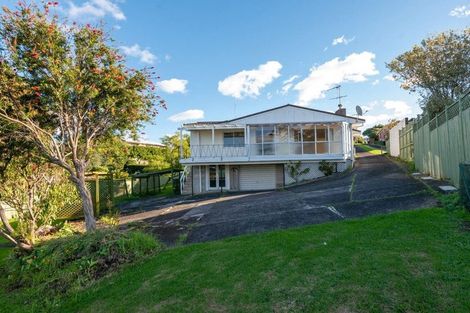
[184,104,365,126]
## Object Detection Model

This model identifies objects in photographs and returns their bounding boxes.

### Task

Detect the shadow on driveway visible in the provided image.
[119,150,436,245]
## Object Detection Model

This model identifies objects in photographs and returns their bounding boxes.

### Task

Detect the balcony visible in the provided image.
[181,142,346,164]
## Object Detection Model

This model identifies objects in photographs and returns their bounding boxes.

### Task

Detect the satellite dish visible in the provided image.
[356,105,363,116]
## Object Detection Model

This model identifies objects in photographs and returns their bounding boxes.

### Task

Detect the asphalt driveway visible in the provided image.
[119,148,436,245]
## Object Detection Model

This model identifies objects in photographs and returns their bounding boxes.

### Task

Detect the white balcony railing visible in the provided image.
[188,142,343,159]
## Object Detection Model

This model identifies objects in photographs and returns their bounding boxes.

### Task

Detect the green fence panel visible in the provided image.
[410,91,470,187]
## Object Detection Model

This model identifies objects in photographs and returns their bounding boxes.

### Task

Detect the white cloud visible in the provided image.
[68,0,126,21]
[218,61,282,99]
[293,51,379,106]
[362,100,378,113]
[383,100,412,116]
[168,109,204,122]
[449,5,470,17]
[164,54,172,62]
[383,74,396,81]
[332,35,355,46]
[363,100,412,129]
[157,79,188,94]
[120,44,156,64]
[281,75,300,95]
[372,79,380,86]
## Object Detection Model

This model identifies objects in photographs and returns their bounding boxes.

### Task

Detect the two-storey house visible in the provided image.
[178,104,364,194]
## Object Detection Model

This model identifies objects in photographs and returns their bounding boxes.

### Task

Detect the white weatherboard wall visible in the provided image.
[389,119,407,157]
[239,165,276,190]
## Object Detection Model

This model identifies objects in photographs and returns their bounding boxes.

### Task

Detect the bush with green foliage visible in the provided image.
[319,160,335,176]
[0,158,79,251]
[2,229,162,307]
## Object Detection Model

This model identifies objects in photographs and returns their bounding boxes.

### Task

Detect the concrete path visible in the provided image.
[119,148,437,245]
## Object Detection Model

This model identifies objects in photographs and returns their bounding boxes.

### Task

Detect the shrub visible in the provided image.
[438,193,464,211]
[2,229,162,306]
[319,160,335,176]
[99,213,120,227]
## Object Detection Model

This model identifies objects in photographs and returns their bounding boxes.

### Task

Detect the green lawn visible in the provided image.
[3,207,468,313]
[0,236,13,262]
[356,144,385,155]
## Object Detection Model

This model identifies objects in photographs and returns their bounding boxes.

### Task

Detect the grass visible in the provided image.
[356,144,385,155]
[2,206,469,313]
[0,236,13,262]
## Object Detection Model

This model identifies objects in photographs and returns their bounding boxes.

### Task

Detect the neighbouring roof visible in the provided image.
[124,140,166,148]
[183,104,365,128]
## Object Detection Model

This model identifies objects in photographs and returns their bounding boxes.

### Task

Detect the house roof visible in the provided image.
[124,140,166,148]
[183,104,365,127]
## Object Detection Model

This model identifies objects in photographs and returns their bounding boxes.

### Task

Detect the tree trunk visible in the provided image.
[75,174,96,232]
[0,204,34,252]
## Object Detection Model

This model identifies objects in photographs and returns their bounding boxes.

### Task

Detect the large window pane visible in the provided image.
[330,124,342,141]
[316,142,328,154]
[255,127,263,143]
[290,143,302,154]
[263,126,275,142]
[330,142,342,153]
[303,143,315,154]
[253,126,263,155]
[263,126,275,155]
[223,132,244,147]
[209,165,217,188]
[276,124,289,155]
[290,126,302,142]
[277,125,288,142]
[303,125,315,142]
[316,127,328,141]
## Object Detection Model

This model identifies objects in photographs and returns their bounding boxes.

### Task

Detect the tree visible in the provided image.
[161,133,190,169]
[387,28,470,117]
[362,124,383,141]
[89,136,130,175]
[0,2,164,231]
[0,157,72,252]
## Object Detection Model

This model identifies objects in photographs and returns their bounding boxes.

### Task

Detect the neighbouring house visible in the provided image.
[377,120,400,143]
[124,140,166,149]
[178,104,364,194]
[388,118,409,157]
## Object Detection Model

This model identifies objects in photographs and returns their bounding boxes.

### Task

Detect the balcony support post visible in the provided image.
[287,124,291,155]
[211,126,215,145]
[327,124,331,154]
[247,126,251,157]
[179,127,183,158]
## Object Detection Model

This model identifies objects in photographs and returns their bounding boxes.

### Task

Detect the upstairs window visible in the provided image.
[223,132,244,147]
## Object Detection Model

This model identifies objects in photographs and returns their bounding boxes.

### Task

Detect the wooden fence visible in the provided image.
[57,169,181,219]
[411,90,470,187]
[398,122,414,161]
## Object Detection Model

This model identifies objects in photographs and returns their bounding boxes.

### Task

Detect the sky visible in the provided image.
[1,0,469,143]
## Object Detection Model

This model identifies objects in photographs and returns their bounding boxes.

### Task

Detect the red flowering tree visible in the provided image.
[0,2,165,231]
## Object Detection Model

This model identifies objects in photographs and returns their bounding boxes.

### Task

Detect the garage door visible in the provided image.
[239,165,276,191]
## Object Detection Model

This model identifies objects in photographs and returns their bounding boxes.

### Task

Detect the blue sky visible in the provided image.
[2,1,469,143]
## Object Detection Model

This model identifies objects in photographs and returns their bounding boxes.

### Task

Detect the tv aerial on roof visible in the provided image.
[327,84,347,108]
